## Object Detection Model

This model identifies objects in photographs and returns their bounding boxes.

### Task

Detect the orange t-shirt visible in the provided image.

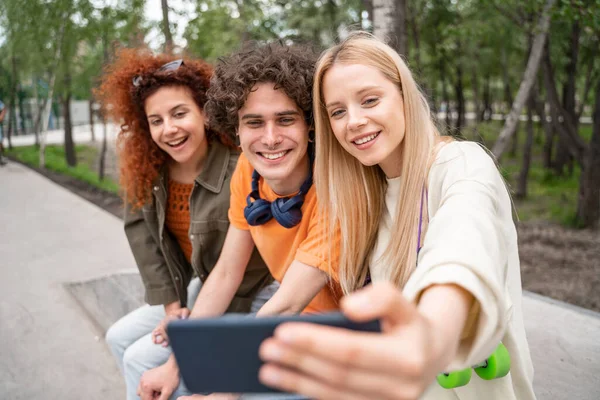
[229,154,341,313]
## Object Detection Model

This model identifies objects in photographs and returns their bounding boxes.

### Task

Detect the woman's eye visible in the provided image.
[174,112,186,118]
[150,119,161,126]
[330,109,345,118]
[363,97,379,106]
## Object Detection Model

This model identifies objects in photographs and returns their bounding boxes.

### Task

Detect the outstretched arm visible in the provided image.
[258,282,473,400]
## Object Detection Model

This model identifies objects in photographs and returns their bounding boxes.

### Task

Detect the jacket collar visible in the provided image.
[194,141,231,193]
[156,141,231,194]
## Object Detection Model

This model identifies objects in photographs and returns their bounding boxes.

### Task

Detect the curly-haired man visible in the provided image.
[139,43,342,400]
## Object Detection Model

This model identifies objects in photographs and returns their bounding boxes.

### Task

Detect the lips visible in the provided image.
[352,131,380,145]
[259,150,289,160]
[166,136,188,147]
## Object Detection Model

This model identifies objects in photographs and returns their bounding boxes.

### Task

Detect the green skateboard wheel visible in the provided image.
[474,343,511,380]
[437,368,472,389]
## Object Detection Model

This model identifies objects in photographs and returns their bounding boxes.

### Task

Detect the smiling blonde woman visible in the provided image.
[258,32,536,400]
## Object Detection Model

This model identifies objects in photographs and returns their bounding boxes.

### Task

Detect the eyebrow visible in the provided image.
[325,85,383,109]
[147,104,188,119]
[240,110,301,120]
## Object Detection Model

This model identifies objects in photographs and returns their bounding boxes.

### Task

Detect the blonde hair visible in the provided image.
[314,32,442,294]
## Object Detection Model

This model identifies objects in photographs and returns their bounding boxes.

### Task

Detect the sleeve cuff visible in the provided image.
[144,287,180,306]
[294,249,338,282]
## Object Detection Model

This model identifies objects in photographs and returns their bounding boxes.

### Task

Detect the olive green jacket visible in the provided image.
[123,141,272,312]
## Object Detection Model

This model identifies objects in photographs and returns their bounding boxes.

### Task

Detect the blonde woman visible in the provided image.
[258,32,535,400]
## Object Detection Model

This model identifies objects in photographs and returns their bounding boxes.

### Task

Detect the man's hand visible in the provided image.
[153,307,190,347]
[137,360,180,400]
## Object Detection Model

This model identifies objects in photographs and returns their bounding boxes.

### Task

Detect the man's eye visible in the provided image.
[280,118,295,125]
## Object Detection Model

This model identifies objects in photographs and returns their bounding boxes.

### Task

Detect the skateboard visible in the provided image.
[437,343,511,389]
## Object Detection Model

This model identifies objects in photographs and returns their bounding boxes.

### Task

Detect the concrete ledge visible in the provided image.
[67,272,600,399]
[64,271,145,333]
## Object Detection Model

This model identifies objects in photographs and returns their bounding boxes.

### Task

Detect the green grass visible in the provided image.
[471,120,591,226]
[7,144,120,194]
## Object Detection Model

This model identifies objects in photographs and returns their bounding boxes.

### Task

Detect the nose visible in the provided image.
[347,107,367,132]
[163,118,178,135]
[261,122,281,148]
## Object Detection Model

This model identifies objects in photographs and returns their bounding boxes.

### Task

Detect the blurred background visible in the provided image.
[1,2,600,398]
[0,0,598,310]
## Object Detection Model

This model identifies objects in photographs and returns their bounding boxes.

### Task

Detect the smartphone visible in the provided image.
[167,312,381,394]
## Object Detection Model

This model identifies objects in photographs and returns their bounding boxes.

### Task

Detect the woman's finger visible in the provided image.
[341,282,419,328]
[265,325,408,376]
[260,338,412,399]
[259,363,371,400]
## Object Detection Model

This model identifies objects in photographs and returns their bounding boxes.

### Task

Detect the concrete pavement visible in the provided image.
[1,159,599,399]
[0,160,129,399]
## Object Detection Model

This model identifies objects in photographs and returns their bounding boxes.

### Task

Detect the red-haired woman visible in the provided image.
[97,50,274,400]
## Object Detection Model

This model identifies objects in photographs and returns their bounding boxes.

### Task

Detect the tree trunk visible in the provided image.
[502,46,514,118]
[535,89,554,169]
[471,66,481,124]
[40,15,69,168]
[481,74,492,121]
[491,0,556,159]
[454,62,465,132]
[542,40,586,167]
[517,89,536,199]
[7,53,18,149]
[99,111,108,181]
[32,76,41,146]
[394,0,407,56]
[161,0,174,53]
[372,0,395,45]
[89,94,95,142]
[407,1,421,73]
[576,80,600,228]
[62,64,76,167]
[554,21,580,175]
[99,22,109,181]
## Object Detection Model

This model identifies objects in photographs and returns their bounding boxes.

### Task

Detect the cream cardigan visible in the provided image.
[369,141,536,400]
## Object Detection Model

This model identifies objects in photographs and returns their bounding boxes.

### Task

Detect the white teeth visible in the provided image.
[262,151,286,160]
[167,137,187,146]
[354,133,378,145]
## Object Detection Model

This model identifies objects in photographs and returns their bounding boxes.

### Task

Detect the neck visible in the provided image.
[168,144,209,184]
[379,143,404,179]
[266,153,310,196]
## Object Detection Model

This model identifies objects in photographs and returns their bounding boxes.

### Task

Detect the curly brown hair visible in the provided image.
[205,42,318,139]
[95,48,234,209]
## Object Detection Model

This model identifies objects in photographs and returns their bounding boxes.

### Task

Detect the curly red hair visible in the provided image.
[95,48,234,209]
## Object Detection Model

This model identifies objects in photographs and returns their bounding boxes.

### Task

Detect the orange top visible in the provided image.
[229,153,341,313]
[165,179,194,263]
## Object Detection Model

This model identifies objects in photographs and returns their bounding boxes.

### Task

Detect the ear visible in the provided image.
[308,127,315,143]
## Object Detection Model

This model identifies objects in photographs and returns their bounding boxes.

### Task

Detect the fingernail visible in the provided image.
[260,367,280,385]
[262,343,282,361]
[276,326,295,344]
[344,292,371,310]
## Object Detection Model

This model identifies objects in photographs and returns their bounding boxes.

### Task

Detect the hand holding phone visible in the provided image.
[167,312,381,394]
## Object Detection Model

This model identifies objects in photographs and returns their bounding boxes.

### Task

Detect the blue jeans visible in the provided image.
[105,278,280,400]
